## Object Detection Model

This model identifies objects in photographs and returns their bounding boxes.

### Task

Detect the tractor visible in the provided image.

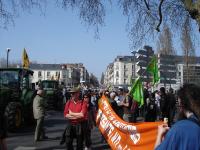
[40,80,63,110]
[0,68,36,131]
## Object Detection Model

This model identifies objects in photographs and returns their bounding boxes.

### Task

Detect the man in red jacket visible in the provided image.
[64,87,87,150]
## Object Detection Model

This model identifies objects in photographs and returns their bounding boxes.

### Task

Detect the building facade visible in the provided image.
[30,63,89,87]
[30,64,63,83]
[104,54,200,90]
[104,56,136,88]
[177,64,200,85]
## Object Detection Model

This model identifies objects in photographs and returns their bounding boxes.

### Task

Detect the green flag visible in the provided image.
[147,56,160,85]
[130,77,144,107]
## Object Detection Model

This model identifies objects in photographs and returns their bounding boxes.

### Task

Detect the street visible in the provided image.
[7,110,110,150]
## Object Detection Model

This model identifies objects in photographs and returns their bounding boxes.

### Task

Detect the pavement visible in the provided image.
[7,110,110,150]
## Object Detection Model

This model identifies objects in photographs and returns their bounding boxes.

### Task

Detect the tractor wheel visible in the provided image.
[5,102,22,132]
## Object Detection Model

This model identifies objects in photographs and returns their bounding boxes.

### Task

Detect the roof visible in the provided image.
[114,56,135,62]
[30,64,61,70]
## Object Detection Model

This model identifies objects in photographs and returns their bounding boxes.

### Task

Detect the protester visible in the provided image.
[154,90,161,120]
[109,92,119,115]
[167,88,177,126]
[159,87,170,122]
[154,84,200,150]
[104,90,110,98]
[131,100,139,123]
[121,89,134,122]
[82,93,93,150]
[145,93,157,122]
[90,91,98,112]
[65,88,71,102]
[90,91,98,126]
[64,87,87,150]
[33,89,48,142]
[62,87,67,104]
[142,87,149,117]
[0,112,7,150]
[116,88,125,119]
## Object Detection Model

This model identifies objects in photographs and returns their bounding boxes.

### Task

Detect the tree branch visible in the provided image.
[156,0,165,32]
[181,0,200,31]
[144,0,150,11]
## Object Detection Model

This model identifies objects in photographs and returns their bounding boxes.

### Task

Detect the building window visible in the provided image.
[38,71,42,77]
[195,66,200,70]
[47,72,50,77]
[124,71,128,78]
[62,71,66,78]
[116,71,119,77]
[115,64,119,70]
[116,78,119,85]
[124,79,127,84]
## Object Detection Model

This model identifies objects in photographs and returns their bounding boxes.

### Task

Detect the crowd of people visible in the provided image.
[1,83,200,150]
[61,84,200,150]
[89,85,177,126]
[60,85,179,149]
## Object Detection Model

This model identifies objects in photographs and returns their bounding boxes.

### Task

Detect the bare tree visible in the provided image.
[181,15,196,83]
[0,0,200,47]
[60,0,200,46]
[157,24,175,55]
[0,0,46,28]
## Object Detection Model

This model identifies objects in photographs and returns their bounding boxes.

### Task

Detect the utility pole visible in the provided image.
[6,48,11,68]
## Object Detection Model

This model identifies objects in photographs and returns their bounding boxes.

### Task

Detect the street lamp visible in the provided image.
[131,50,137,81]
[6,48,11,68]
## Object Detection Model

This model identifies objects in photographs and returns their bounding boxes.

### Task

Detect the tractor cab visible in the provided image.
[40,80,63,110]
[0,68,33,89]
[0,68,35,131]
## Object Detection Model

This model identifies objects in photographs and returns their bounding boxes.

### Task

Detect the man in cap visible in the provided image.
[33,89,48,142]
[63,87,87,150]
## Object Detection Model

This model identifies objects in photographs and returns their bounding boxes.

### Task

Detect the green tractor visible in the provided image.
[40,80,63,110]
[0,68,36,131]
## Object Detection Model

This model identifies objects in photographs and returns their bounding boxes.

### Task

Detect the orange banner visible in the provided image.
[96,95,162,150]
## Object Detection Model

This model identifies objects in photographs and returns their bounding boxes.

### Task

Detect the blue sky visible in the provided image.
[0,2,199,79]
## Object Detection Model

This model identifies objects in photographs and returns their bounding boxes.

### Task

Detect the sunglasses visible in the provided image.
[84,96,88,98]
